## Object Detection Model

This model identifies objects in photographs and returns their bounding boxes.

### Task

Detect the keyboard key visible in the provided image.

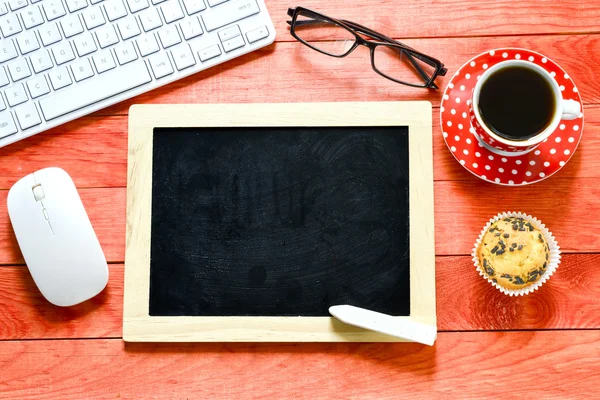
[5,83,28,107]
[148,52,173,78]
[21,5,44,29]
[8,58,31,81]
[26,75,50,98]
[15,102,41,129]
[95,24,119,48]
[61,14,84,38]
[158,26,180,48]
[43,0,66,21]
[0,39,18,63]
[9,0,27,11]
[0,67,9,87]
[104,0,127,21]
[48,65,72,89]
[136,33,159,56]
[0,13,22,37]
[180,16,202,39]
[74,32,98,56]
[161,0,184,23]
[52,42,76,64]
[66,0,88,12]
[39,61,151,120]
[202,0,258,32]
[39,23,62,46]
[139,7,162,31]
[115,41,137,64]
[0,2,7,14]
[71,58,94,81]
[92,50,116,73]
[182,0,205,15]
[0,112,17,138]
[171,43,195,70]
[17,31,40,54]
[117,15,140,39]
[207,0,227,6]
[222,35,244,52]
[198,43,220,62]
[218,25,239,41]
[83,6,106,29]
[126,0,148,13]
[245,25,268,43]
[30,49,54,73]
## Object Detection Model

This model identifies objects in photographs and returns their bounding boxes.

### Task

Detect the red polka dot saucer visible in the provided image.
[441,48,584,186]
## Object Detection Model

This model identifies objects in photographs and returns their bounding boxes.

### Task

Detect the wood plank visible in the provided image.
[2,178,600,264]
[89,34,600,116]
[0,331,598,398]
[437,254,600,331]
[0,254,598,340]
[0,117,127,189]
[1,104,598,190]
[266,0,600,40]
[434,177,600,255]
[0,265,123,340]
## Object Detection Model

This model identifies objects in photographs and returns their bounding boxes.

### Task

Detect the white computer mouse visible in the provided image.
[7,167,108,307]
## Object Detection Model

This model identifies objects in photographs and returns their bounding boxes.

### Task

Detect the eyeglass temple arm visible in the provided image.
[339,20,440,88]
[341,19,447,74]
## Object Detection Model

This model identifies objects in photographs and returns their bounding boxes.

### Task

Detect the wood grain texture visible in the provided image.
[88,34,600,117]
[267,0,600,39]
[1,254,598,340]
[0,331,599,399]
[434,178,600,255]
[1,104,597,190]
[0,265,123,340]
[437,254,600,331]
[0,117,127,190]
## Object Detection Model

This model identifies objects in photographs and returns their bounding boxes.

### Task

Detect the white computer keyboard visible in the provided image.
[0,0,276,148]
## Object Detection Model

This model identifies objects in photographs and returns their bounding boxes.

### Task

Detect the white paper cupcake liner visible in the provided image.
[472,212,561,296]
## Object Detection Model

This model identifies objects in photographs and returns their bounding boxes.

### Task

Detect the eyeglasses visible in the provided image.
[287,7,447,89]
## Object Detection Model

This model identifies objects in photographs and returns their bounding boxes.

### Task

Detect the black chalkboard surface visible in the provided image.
[149,126,410,317]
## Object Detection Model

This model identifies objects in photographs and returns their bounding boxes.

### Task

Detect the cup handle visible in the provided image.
[562,99,581,120]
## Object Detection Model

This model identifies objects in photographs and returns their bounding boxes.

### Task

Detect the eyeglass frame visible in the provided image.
[287,7,448,89]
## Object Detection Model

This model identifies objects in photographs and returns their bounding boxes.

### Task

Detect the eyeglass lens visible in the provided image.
[293,11,357,57]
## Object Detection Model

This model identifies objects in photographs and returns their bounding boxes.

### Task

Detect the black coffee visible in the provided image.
[478,66,556,141]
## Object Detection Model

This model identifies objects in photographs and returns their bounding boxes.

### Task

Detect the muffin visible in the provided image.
[476,216,550,290]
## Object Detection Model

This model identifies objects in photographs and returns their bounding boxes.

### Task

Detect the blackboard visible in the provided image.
[149,127,410,317]
[123,102,435,342]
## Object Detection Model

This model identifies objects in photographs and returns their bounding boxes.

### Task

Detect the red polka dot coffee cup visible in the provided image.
[470,60,581,156]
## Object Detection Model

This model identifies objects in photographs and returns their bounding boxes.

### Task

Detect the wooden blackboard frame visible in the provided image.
[124,102,435,342]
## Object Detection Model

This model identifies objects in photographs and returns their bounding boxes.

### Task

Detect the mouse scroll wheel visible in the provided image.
[32,184,45,202]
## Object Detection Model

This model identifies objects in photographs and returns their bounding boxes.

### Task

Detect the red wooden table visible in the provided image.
[2,1,600,398]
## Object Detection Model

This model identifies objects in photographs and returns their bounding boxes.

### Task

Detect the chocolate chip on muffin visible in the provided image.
[477,217,549,290]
